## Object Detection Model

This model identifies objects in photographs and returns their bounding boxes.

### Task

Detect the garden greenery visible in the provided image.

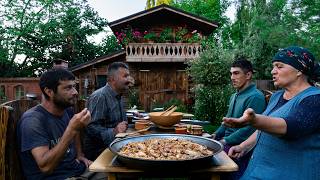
[188,45,234,126]
[163,98,187,113]
[127,88,141,109]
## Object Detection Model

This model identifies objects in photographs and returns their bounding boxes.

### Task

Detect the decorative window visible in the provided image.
[15,85,25,99]
[96,75,107,89]
[0,85,5,100]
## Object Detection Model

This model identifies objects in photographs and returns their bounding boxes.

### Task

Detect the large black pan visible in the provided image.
[109,134,223,170]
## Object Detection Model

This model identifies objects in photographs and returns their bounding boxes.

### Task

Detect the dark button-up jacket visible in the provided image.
[83,83,126,160]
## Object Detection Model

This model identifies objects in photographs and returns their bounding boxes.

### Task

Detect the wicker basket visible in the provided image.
[149,111,183,127]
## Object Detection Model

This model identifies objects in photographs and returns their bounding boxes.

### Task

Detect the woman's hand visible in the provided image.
[228,144,249,159]
[223,108,256,128]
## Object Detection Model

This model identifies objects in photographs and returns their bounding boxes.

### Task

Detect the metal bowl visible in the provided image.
[109,134,223,170]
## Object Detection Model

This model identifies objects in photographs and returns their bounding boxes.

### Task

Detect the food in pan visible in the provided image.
[119,138,213,160]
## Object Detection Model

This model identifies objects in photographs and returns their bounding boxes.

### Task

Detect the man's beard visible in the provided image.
[53,95,75,110]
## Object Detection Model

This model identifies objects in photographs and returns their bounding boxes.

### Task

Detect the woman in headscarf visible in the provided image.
[223,46,320,180]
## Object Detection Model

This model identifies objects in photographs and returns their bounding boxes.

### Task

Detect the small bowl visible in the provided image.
[175,127,187,134]
[187,125,203,136]
[135,120,151,130]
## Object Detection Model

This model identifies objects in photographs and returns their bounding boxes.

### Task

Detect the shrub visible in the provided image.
[150,98,187,113]
[188,45,234,125]
[193,85,233,126]
[163,98,187,113]
[127,88,141,109]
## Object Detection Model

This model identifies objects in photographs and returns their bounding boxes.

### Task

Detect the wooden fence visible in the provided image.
[255,80,277,91]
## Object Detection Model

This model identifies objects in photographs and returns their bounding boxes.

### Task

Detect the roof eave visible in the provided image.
[69,50,126,72]
[109,4,218,30]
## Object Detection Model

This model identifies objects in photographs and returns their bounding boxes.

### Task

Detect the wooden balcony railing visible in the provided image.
[126,43,201,62]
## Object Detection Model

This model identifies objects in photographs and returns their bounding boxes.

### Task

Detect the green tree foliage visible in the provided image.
[170,0,231,48]
[188,46,234,124]
[287,0,320,58]
[171,0,229,25]
[230,0,320,79]
[156,0,319,121]
[171,0,233,123]
[157,0,173,6]
[146,0,172,9]
[0,0,121,77]
[146,0,156,9]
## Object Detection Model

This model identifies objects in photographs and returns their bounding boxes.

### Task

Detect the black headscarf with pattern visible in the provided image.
[272,46,320,83]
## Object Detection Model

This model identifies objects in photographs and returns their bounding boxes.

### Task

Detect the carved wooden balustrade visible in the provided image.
[126,43,201,62]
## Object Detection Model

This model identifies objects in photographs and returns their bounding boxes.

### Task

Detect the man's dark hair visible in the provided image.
[107,62,129,81]
[231,57,254,73]
[53,58,68,65]
[39,68,75,99]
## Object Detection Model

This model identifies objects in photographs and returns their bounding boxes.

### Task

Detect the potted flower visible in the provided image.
[158,28,174,43]
[132,30,143,42]
[115,29,134,45]
[115,26,144,45]
[143,32,157,43]
[187,30,203,43]
[175,27,188,42]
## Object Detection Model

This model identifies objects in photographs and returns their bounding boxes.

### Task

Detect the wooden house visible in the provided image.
[70,4,219,111]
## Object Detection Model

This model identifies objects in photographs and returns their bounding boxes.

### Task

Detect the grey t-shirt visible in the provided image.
[17,105,85,180]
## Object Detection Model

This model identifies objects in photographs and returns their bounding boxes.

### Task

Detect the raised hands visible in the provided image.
[223,108,256,128]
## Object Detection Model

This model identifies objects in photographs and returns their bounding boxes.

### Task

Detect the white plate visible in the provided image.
[133,115,150,120]
[202,133,213,138]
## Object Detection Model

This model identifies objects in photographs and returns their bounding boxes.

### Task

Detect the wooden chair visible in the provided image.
[0,105,10,180]
[261,89,273,104]
[0,99,38,180]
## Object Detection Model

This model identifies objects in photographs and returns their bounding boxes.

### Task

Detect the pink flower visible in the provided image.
[287,51,293,57]
[302,52,309,60]
[133,31,141,37]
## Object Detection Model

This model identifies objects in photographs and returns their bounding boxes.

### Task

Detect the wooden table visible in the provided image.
[89,148,238,180]
[89,125,238,179]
